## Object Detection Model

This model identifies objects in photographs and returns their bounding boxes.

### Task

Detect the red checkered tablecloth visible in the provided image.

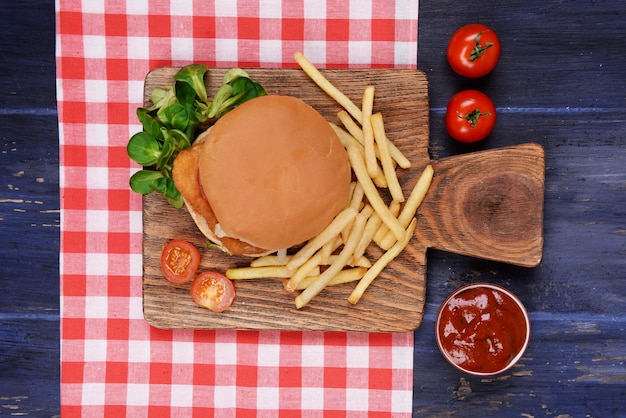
[57,1,419,415]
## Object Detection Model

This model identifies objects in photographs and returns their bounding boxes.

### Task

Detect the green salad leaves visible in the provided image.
[127,65,267,208]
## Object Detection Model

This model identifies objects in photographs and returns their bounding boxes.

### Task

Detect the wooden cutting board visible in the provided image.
[142,67,545,332]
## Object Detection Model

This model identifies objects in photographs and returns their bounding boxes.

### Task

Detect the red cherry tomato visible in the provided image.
[190,271,236,313]
[447,24,501,78]
[445,90,496,143]
[160,239,201,284]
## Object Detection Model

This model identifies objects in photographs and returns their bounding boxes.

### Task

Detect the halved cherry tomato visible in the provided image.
[160,239,201,284]
[190,271,236,313]
[447,24,501,78]
[445,90,496,143]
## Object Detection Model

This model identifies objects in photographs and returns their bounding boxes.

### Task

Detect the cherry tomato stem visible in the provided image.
[462,108,493,128]
[469,31,495,61]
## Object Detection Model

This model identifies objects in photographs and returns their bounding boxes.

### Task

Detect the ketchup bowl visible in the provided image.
[435,282,530,376]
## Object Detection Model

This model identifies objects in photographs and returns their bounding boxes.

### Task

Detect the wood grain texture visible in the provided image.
[142,67,545,331]
[142,67,431,332]
[418,142,545,267]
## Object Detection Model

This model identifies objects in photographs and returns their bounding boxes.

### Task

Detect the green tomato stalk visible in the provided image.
[126,65,267,208]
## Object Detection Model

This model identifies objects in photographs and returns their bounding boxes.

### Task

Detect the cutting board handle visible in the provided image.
[416,142,545,267]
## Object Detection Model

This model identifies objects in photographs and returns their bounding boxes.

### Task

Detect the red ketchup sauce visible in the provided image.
[436,284,529,374]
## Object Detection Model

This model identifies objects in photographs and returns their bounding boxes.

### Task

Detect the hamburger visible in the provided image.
[172,94,352,256]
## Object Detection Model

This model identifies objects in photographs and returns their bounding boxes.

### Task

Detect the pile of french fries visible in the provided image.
[226,52,434,309]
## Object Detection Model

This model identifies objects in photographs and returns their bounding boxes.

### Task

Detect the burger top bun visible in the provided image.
[197,94,351,252]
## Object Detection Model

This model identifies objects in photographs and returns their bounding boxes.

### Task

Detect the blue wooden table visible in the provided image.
[1,0,624,416]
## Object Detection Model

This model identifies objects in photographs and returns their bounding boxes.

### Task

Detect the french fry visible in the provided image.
[346,144,405,240]
[286,229,346,291]
[331,122,363,151]
[285,251,325,292]
[348,218,417,304]
[338,111,410,170]
[291,267,368,291]
[348,181,365,210]
[348,255,372,268]
[226,265,320,280]
[349,203,372,266]
[322,242,372,267]
[337,110,364,144]
[341,182,365,242]
[319,237,336,265]
[330,124,388,188]
[286,207,358,271]
[372,200,402,246]
[371,112,404,203]
[346,181,357,206]
[352,210,383,264]
[361,86,380,179]
[388,142,411,170]
[344,204,372,245]
[250,255,291,267]
[320,235,342,264]
[340,182,356,244]
[293,51,363,123]
[251,247,369,269]
[396,164,434,226]
[365,110,410,169]
[379,164,434,250]
[295,210,368,309]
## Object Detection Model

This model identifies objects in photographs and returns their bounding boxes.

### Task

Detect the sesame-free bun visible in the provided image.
[173,94,351,255]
